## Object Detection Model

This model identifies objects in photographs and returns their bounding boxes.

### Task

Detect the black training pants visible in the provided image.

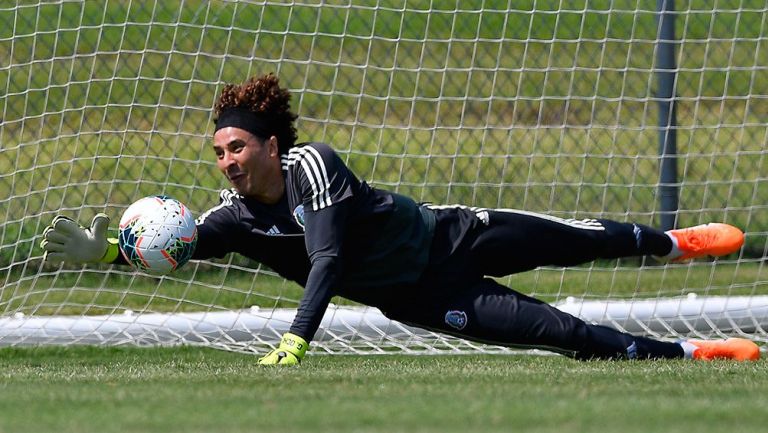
[381,277,682,360]
[370,206,683,359]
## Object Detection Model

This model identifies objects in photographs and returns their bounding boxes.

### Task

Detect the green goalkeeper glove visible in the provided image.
[258,333,308,366]
[40,214,119,264]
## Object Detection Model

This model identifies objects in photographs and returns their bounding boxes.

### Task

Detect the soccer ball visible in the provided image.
[118,195,198,275]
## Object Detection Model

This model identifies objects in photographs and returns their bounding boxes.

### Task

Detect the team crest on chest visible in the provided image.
[293,204,305,229]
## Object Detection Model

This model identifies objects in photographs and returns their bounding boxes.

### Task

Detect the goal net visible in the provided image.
[1,0,767,354]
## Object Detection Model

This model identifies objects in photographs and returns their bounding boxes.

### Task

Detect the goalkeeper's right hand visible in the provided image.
[258,333,308,366]
[40,214,119,264]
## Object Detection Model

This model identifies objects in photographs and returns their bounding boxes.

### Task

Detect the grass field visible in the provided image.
[1,346,768,433]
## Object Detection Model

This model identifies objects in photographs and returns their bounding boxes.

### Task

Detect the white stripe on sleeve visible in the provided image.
[196,189,237,224]
[286,147,333,211]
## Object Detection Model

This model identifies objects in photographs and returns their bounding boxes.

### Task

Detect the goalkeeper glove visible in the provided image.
[258,333,308,366]
[40,214,119,264]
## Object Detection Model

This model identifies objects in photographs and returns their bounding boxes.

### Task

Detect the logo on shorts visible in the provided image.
[445,310,468,330]
[475,210,490,225]
[293,204,305,229]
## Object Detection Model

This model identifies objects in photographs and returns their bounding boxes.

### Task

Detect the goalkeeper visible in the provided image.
[41,73,758,364]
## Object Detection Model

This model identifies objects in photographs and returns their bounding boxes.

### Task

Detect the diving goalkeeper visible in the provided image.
[41,73,759,364]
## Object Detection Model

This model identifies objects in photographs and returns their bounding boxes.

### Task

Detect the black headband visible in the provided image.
[214,107,273,139]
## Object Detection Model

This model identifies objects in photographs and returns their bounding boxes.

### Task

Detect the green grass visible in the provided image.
[1,346,767,433]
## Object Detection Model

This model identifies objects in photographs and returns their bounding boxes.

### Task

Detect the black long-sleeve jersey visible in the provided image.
[280,142,435,340]
[192,189,311,286]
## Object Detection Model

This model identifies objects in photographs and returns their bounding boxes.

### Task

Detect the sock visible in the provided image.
[678,340,698,359]
[655,232,681,261]
[632,224,677,258]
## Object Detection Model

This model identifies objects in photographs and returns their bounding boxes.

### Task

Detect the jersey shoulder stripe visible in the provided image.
[196,188,239,224]
[283,145,333,211]
[298,146,333,211]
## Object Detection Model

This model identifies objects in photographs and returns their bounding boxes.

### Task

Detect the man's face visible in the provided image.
[212,127,282,202]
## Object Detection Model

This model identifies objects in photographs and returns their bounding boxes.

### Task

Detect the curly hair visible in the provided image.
[214,73,299,153]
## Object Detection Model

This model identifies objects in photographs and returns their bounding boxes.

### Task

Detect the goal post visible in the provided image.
[1,1,767,353]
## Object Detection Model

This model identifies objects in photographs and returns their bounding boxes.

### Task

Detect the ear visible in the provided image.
[266,136,279,157]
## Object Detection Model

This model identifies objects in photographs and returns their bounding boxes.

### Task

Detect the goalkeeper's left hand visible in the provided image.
[258,333,308,366]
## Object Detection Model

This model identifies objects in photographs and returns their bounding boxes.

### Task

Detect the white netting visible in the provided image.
[1,1,767,352]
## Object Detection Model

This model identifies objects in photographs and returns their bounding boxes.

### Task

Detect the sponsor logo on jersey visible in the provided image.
[293,204,305,229]
[445,310,468,330]
[266,225,281,235]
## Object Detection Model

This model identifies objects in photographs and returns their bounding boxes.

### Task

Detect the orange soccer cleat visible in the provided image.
[666,223,744,262]
[687,338,761,361]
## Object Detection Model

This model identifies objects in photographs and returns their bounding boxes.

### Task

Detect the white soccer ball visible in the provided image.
[118,195,198,275]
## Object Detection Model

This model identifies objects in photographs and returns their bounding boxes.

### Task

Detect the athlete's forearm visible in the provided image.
[288,255,339,341]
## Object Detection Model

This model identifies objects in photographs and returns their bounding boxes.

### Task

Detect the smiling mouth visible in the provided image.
[228,173,245,182]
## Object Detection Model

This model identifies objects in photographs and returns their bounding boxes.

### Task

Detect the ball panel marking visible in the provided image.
[118,195,198,275]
